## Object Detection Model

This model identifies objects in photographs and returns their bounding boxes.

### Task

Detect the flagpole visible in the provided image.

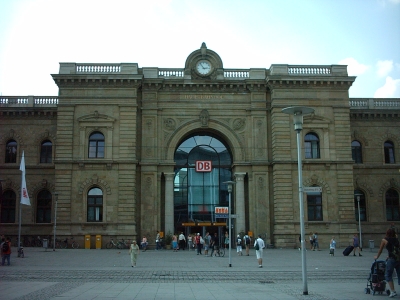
[18,151,31,257]
[18,172,23,257]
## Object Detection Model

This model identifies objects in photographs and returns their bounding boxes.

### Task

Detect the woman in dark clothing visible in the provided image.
[375,228,400,298]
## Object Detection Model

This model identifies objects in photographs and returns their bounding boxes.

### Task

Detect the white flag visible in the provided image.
[20,151,31,206]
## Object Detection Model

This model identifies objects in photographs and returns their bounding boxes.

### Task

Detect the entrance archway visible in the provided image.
[174,133,233,236]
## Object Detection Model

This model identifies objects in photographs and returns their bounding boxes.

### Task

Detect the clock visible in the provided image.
[196,60,212,75]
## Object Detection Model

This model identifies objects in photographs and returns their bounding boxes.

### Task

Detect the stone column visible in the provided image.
[234,172,246,234]
[164,173,175,235]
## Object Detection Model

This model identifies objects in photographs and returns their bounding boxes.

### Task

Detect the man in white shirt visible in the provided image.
[178,232,186,251]
[254,234,265,268]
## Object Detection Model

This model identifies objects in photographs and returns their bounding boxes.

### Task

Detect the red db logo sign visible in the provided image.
[195,161,212,172]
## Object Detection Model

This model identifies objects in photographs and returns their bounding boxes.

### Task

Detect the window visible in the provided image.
[87,187,103,222]
[384,141,395,164]
[36,190,52,223]
[307,193,323,221]
[305,133,320,159]
[5,140,17,163]
[354,190,366,221]
[40,140,52,163]
[88,132,105,158]
[386,189,400,221]
[1,190,16,223]
[351,140,363,164]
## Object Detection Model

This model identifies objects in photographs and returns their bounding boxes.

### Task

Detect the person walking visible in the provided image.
[224,231,229,249]
[211,233,218,257]
[374,228,400,298]
[187,234,193,250]
[309,232,314,250]
[129,240,140,267]
[178,232,186,251]
[172,234,178,252]
[236,235,243,256]
[330,236,336,256]
[155,231,161,250]
[254,234,265,268]
[1,237,12,266]
[243,233,251,256]
[352,233,362,256]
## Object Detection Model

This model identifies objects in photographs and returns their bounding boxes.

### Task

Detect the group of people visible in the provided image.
[308,232,320,250]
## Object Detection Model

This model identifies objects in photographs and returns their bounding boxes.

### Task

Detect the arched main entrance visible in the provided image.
[173,133,233,236]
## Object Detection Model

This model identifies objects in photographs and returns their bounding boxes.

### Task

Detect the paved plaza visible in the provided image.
[0,244,390,299]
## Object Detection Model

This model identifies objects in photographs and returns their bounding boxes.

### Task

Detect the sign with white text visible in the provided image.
[196,160,212,172]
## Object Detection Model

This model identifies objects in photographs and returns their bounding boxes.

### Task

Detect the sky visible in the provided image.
[0,0,399,98]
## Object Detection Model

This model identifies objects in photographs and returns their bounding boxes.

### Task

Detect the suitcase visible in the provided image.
[343,245,354,256]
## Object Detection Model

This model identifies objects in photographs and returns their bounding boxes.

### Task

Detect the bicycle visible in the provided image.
[210,244,225,257]
[61,237,80,249]
[106,238,122,249]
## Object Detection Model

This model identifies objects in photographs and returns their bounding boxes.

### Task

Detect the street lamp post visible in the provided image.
[282,106,314,296]
[355,192,363,250]
[223,180,236,267]
[53,192,58,251]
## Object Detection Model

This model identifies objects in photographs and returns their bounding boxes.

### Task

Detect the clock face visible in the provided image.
[196,60,212,75]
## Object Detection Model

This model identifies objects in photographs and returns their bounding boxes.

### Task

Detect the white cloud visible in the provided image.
[376,60,393,77]
[338,58,369,76]
[374,76,400,97]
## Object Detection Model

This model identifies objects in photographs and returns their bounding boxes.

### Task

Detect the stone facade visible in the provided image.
[0,44,399,249]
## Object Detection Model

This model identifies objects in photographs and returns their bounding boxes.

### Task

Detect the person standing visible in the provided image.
[195,233,202,255]
[313,232,319,251]
[187,234,193,250]
[374,228,400,298]
[224,231,229,249]
[172,234,178,252]
[236,235,243,256]
[211,233,218,257]
[141,236,148,251]
[129,240,140,267]
[352,233,362,256]
[155,231,161,250]
[330,236,336,256]
[178,232,186,251]
[254,235,265,268]
[243,233,251,256]
[1,237,12,266]
[204,232,211,256]
[309,232,314,250]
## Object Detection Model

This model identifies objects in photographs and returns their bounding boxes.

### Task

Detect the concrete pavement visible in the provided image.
[0,245,389,299]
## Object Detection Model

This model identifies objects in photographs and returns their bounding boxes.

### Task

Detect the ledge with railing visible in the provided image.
[0,96,58,107]
[349,98,400,110]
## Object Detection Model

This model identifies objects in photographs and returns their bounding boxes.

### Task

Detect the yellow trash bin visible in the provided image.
[96,235,102,249]
[85,235,91,249]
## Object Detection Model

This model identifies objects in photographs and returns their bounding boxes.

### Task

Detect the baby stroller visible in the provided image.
[365,260,390,295]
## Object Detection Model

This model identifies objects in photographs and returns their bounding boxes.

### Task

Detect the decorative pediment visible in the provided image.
[77,111,116,123]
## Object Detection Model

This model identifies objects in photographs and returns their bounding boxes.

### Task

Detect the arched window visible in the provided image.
[304,133,320,159]
[384,141,395,164]
[87,187,103,222]
[1,190,16,223]
[386,189,400,221]
[354,190,366,221]
[40,140,53,163]
[36,190,52,223]
[351,140,363,164]
[5,140,17,163]
[174,134,232,224]
[88,132,105,158]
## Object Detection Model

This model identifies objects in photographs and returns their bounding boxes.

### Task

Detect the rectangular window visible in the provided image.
[307,194,323,221]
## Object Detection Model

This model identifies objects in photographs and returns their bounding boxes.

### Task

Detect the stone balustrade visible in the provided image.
[349,98,400,109]
[0,96,58,107]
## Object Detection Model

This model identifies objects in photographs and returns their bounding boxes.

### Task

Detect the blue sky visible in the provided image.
[0,0,399,98]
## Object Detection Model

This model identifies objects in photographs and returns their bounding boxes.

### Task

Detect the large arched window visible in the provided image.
[304,133,320,159]
[5,139,17,163]
[174,134,232,225]
[351,140,363,164]
[384,141,395,164]
[40,140,53,163]
[354,190,366,221]
[36,190,52,223]
[88,132,105,158]
[1,190,16,223]
[386,189,400,221]
[87,187,103,222]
